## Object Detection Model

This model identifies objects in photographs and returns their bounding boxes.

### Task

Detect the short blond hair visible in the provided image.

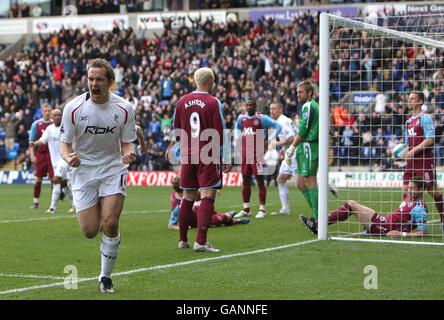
[194,67,215,87]
[41,103,52,110]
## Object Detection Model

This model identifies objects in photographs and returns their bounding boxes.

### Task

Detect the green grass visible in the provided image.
[0,185,443,300]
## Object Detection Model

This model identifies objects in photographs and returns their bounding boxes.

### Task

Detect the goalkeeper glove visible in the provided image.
[286,145,295,159]
[285,145,295,165]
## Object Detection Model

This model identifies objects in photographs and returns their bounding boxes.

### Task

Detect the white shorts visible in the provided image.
[54,160,70,180]
[68,166,128,212]
[279,157,297,176]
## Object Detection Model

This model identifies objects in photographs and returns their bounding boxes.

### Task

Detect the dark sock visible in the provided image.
[242,178,251,204]
[196,198,215,245]
[210,213,231,227]
[179,199,194,243]
[328,202,352,225]
[34,181,42,198]
[258,179,266,205]
[308,187,318,219]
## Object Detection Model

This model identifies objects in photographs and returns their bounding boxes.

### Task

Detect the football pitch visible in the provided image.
[0,185,443,300]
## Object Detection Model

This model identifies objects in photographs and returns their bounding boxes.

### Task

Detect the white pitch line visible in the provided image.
[0,273,65,280]
[0,238,320,296]
[0,210,168,224]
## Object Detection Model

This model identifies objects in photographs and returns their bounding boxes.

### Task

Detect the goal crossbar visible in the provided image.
[327,13,444,49]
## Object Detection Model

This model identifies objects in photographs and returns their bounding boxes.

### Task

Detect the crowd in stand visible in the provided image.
[75,0,183,14]
[1,9,444,170]
[4,3,31,18]
[329,14,444,169]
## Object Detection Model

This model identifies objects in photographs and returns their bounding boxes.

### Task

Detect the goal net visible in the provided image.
[318,13,444,245]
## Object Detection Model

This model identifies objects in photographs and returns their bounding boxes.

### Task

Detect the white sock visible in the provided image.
[259,204,266,211]
[243,202,250,210]
[278,183,289,210]
[100,233,121,279]
[33,197,39,204]
[50,184,62,209]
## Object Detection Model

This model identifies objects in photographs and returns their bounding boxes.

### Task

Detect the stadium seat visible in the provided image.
[6,148,18,160]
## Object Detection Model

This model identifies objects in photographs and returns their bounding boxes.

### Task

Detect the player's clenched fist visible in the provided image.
[122,152,137,164]
[66,153,81,167]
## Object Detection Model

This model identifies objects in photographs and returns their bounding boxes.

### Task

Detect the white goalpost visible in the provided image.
[319,12,444,245]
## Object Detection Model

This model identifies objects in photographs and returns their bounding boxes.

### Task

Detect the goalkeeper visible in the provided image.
[286,81,320,219]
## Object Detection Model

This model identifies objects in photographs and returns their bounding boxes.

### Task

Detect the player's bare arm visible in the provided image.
[405,138,434,159]
[28,142,36,163]
[121,142,136,164]
[135,125,146,154]
[276,135,295,147]
[387,229,427,237]
[60,141,81,167]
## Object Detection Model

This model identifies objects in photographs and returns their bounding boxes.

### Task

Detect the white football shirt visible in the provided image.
[39,123,62,168]
[60,91,136,170]
[276,114,298,151]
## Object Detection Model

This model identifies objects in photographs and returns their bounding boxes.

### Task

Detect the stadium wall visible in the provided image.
[2,170,443,188]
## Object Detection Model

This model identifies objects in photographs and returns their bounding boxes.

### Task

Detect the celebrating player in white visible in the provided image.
[60,59,136,293]
[269,102,298,215]
[34,108,73,213]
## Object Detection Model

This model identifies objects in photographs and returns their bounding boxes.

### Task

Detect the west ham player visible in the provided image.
[172,67,230,253]
[34,109,74,213]
[60,59,136,293]
[404,91,444,228]
[28,103,53,209]
[300,176,428,237]
[168,177,249,229]
[269,102,298,215]
[234,100,281,219]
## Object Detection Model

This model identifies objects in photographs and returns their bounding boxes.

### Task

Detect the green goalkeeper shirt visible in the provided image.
[298,99,319,143]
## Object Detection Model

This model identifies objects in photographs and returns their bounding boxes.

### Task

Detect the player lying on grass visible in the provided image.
[168,177,250,230]
[299,176,428,237]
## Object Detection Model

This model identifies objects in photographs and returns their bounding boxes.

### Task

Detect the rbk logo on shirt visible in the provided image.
[84,126,117,134]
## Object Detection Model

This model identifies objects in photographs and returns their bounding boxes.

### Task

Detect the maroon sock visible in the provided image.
[33,181,42,198]
[196,198,215,245]
[242,177,251,204]
[257,179,266,205]
[210,213,230,227]
[328,202,352,225]
[179,199,194,243]
[434,194,444,223]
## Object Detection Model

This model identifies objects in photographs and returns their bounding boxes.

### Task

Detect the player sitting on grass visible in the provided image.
[299,176,428,237]
[168,176,249,230]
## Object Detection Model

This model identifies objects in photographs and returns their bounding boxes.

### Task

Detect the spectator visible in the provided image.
[374,93,387,113]
[146,137,165,170]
